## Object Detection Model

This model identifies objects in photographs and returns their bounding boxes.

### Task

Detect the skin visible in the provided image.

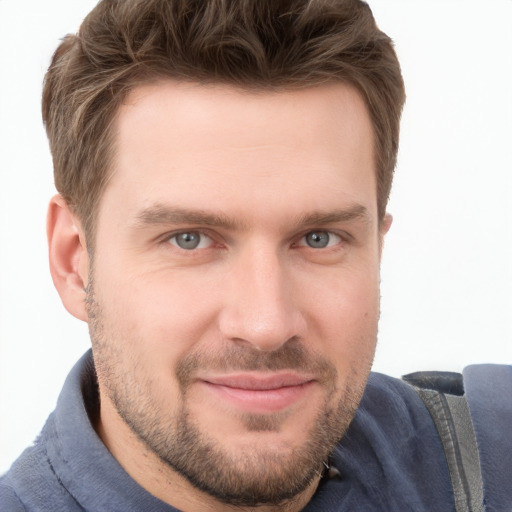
[48,81,392,512]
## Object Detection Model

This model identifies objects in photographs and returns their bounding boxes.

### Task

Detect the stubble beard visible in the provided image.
[86,279,370,507]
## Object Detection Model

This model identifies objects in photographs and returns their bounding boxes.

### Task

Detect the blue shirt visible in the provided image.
[1,351,510,511]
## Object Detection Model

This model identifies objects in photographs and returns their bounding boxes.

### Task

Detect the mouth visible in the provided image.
[199,373,317,414]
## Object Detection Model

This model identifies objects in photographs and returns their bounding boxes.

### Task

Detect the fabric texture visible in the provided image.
[1,351,508,511]
[403,373,485,512]
[463,365,512,512]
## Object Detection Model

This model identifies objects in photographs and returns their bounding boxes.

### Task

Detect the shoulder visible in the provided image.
[361,370,433,423]
[463,364,512,512]
[0,475,26,512]
[463,364,512,421]
[358,364,512,512]
[0,414,87,511]
[0,432,58,511]
[327,371,455,511]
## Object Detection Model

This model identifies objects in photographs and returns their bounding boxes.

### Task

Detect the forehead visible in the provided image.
[101,80,377,227]
[117,80,374,162]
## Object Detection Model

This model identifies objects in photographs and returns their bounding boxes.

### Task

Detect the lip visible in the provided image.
[199,373,316,414]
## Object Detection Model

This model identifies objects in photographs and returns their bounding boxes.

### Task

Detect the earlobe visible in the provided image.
[47,195,90,322]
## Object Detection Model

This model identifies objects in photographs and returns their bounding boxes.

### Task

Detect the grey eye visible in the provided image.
[174,232,202,250]
[305,231,330,248]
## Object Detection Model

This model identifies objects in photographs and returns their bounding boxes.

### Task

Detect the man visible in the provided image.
[1,1,510,511]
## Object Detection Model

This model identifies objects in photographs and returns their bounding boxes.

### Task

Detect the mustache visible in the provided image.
[175,338,338,390]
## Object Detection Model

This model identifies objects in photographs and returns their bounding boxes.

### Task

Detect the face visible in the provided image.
[85,81,387,509]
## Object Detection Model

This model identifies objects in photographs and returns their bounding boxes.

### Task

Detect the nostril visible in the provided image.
[219,304,306,353]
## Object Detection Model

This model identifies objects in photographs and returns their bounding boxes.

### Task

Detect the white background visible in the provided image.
[1,1,511,473]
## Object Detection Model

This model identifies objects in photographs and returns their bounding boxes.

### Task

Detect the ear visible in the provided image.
[47,195,90,322]
[378,213,393,258]
[381,213,393,235]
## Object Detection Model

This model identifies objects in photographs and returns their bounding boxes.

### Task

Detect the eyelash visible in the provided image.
[161,229,348,252]
[295,230,343,250]
[163,230,217,251]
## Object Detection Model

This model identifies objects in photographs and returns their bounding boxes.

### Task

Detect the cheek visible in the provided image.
[94,266,221,361]
[306,267,380,367]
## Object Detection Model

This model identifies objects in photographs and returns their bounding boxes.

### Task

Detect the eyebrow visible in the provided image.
[135,205,246,230]
[295,204,371,227]
[134,203,371,231]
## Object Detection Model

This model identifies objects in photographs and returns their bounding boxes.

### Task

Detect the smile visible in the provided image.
[199,373,317,414]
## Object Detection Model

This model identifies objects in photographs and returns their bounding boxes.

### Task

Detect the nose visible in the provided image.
[218,245,306,352]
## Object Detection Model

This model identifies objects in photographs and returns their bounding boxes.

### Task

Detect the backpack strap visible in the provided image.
[403,371,485,512]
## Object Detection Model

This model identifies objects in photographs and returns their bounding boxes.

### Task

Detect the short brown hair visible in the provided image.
[43,0,405,244]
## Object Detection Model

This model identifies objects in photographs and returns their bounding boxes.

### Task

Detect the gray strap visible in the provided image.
[414,387,485,512]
